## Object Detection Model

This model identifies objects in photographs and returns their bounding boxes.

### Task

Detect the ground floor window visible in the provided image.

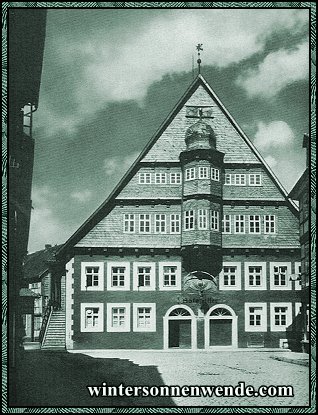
[245,303,267,332]
[80,303,104,332]
[133,303,156,332]
[270,303,292,331]
[107,303,130,332]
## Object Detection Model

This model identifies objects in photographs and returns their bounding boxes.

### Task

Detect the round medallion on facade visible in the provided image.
[185,120,216,150]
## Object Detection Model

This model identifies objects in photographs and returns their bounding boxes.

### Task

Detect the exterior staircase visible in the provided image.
[41,310,66,350]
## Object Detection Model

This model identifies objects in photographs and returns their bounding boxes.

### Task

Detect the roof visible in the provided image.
[19,288,41,298]
[56,74,298,258]
[23,244,62,281]
[289,168,309,200]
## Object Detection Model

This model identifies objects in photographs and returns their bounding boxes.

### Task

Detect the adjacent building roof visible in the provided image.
[23,244,62,282]
[19,288,41,298]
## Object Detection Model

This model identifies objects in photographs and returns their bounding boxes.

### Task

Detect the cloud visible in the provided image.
[264,155,278,169]
[254,121,295,151]
[34,9,308,135]
[103,152,139,177]
[236,40,309,98]
[71,189,92,202]
[28,186,71,253]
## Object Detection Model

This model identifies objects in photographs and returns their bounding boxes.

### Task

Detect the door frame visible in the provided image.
[204,304,238,349]
[163,305,197,350]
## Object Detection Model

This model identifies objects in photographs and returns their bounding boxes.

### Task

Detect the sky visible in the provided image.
[28,8,310,253]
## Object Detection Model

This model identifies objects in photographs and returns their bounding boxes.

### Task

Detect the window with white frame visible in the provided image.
[155,172,167,184]
[211,210,219,231]
[107,303,130,332]
[270,303,292,331]
[198,209,208,230]
[295,302,301,317]
[139,172,151,184]
[184,210,194,230]
[249,173,262,186]
[225,173,231,185]
[234,215,245,234]
[107,262,130,291]
[139,214,151,233]
[249,215,261,234]
[123,214,135,233]
[211,168,220,181]
[81,262,104,291]
[198,166,209,179]
[234,174,246,186]
[219,262,241,290]
[170,172,182,184]
[245,303,267,332]
[133,262,156,291]
[294,262,302,290]
[185,167,195,181]
[270,262,291,290]
[245,262,267,290]
[264,215,276,234]
[81,303,104,332]
[222,214,231,233]
[133,303,156,332]
[170,214,181,234]
[159,262,181,290]
[155,214,166,234]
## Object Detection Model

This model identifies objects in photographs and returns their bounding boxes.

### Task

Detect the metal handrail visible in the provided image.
[39,302,53,344]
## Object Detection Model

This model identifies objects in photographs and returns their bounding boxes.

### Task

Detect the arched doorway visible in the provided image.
[163,305,197,350]
[205,304,238,349]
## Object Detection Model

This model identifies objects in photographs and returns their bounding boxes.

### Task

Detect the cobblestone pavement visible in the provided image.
[76,350,310,407]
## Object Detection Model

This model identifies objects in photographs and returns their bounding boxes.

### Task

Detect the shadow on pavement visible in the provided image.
[9,349,175,407]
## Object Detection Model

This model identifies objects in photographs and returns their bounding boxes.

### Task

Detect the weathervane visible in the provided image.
[196,43,203,74]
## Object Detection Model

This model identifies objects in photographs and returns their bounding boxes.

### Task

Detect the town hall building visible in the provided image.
[54,73,303,351]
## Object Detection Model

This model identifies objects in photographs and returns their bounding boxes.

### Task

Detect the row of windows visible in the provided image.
[123,213,276,234]
[245,302,300,332]
[81,261,301,292]
[80,301,300,333]
[81,302,156,332]
[138,171,262,186]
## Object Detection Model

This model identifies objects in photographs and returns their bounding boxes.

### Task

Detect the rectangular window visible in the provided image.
[139,172,151,184]
[270,303,292,331]
[81,303,104,332]
[198,166,209,179]
[225,173,231,185]
[222,214,231,233]
[185,167,195,181]
[294,262,302,291]
[170,214,181,234]
[159,262,181,290]
[198,209,208,230]
[211,211,219,231]
[211,168,220,181]
[234,215,245,234]
[245,263,267,290]
[249,173,262,186]
[124,214,135,233]
[264,215,276,234]
[249,215,261,234]
[107,303,130,332]
[170,172,182,184]
[107,262,130,291]
[269,262,291,290]
[155,172,167,184]
[81,262,104,291]
[219,262,241,290]
[155,214,166,234]
[139,214,151,233]
[133,303,156,332]
[234,174,246,186]
[245,303,267,332]
[133,262,156,291]
[184,210,195,230]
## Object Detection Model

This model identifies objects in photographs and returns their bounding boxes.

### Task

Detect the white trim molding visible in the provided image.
[81,261,104,291]
[245,302,267,332]
[270,302,292,332]
[163,305,197,350]
[158,262,181,291]
[65,258,74,349]
[269,262,292,291]
[204,304,238,349]
[80,302,104,332]
[244,262,267,290]
[294,262,302,291]
[107,303,130,332]
[133,303,156,332]
[219,262,242,291]
[106,261,130,291]
[133,262,156,291]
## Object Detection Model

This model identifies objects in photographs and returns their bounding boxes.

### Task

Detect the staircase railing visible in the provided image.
[39,301,53,345]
